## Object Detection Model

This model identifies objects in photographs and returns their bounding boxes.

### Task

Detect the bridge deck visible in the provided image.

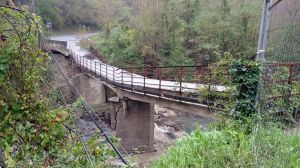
[49,35,226,105]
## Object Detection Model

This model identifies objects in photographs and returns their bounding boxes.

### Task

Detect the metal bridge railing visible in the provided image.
[70,53,230,105]
[68,50,300,111]
[263,62,300,103]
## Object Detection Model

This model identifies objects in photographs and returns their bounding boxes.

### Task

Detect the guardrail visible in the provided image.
[70,53,228,104]
[264,62,300,100]
[69,51,300,106]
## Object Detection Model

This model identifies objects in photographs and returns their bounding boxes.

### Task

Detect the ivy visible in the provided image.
[198,53,260,120]
[229,59,260,119]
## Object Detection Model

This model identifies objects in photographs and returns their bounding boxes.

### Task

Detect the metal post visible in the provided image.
[90,59,92,71]
[95,62,97,76]
[80,57,82,68]
[90,59,92,73]
[179,66,183,95]
[256,0,272,63]
[106,65,108,81]
[159,68,162,95]
[255,0,272,111]
[131,72,133,91]
[76,55,78,66]
[144,67,147,92]
[83,58,85,69]
[75,55,77,66]
[288,65,293,85]
[113,67,115,83]
[282,64,294,108]
[288,65,293,97]
[121,69,123,85]
[100,63,102,77]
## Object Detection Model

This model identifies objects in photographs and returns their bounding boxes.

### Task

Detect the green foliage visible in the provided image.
[151,120,300,168]
[83,0,262,67]
[198,53,260,119]
[37,0,64,30]
[0,7,116,167]
[162,44,194,66]
[260,66,300,122]
[0,7,67,166]
[37,0,107,30]
[193,0,260,61]
[95,28,143,67]
[229,59,260,119]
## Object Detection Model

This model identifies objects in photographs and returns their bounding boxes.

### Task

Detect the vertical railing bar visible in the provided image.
[106,64,108,81]
[121,69,123,86]
[90,59,92,73]
[113,67,115,83]
[288,65,293,85]
[76,55,78,65]
[144,67,147,94]
[90,59,92,74]
[287,65,293,102]
[131,72,133,91]
[179,66,183,95]
[95,61,97,76]
[80,57,82,68]
[76,54,77,66]
[88,59,90,73]
[159,68,162,96]
[100,63,102,78]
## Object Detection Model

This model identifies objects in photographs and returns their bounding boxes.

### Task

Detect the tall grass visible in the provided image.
[151,121,300,168]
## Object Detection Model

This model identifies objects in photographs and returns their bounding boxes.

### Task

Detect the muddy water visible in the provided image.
[171,112,214,133]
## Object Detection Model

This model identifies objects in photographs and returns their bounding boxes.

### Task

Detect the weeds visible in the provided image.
[151,120,300,168]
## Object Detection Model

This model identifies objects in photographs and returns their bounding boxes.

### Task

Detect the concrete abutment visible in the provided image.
[73,73,106,105]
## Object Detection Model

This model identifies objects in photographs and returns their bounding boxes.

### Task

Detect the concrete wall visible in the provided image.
[73,73,106,105]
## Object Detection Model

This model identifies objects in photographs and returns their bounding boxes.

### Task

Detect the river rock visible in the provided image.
[108,158,127,167]
[164,121,181,132]
[155,106,177,118]
[174,131,188,138]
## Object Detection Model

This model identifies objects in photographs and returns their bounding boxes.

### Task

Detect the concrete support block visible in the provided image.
[73,74,106,105]
[108,97,120,130]
[116,99,154,152]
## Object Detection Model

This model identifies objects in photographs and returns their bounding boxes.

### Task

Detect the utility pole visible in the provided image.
[255,0,272,111]
[256,0,272,63]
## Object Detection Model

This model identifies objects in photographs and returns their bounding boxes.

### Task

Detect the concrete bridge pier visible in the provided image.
[73,74,106,105]
[116,99,154,153]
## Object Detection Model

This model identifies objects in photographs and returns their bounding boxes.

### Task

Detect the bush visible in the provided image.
[151,121,300,168]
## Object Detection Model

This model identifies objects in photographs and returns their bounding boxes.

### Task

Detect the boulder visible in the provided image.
[155,106,177,118]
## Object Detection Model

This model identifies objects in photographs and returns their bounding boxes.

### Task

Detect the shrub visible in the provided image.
[151,121,300,168]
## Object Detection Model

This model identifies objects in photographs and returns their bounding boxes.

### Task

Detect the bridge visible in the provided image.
[46,38,300,153]
[46,39,222,152]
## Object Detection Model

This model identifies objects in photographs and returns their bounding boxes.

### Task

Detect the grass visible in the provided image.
[151,121,300,168]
